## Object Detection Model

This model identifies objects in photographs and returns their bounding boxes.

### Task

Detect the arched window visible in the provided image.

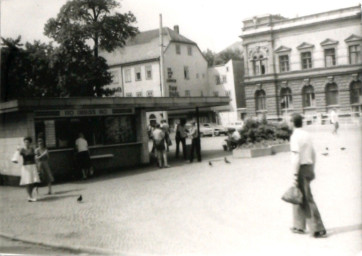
[325,83,338,106]
[255,90,266,111]
[280,87,293,109]
[350,81,362,104]
[302,85,315,108]
[251,53,268,75]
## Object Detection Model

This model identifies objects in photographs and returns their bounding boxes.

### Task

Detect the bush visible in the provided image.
[237,118,292,148]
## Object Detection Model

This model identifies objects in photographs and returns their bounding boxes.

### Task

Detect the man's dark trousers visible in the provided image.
[190,137,201,162]
[175,137,187,159]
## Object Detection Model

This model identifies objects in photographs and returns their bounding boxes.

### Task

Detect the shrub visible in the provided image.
[237,118,292,148]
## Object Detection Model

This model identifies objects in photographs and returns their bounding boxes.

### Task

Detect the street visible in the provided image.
[0,126,361,255]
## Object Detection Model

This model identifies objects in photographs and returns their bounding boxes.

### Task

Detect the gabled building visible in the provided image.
[100,26,215,127]
[240,5,362,123]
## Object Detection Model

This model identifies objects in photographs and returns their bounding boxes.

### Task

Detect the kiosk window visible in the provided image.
[35,115,136,148]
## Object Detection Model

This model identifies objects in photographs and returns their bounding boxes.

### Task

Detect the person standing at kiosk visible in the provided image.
[75,133,92,179]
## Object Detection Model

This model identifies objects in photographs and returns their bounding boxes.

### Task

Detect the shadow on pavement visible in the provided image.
[37,194,79,202]
[327,224,362,236]
[53,189,83,195]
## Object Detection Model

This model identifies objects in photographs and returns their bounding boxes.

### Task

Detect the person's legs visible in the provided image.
[190,139,195,162]
[181,138,187,159]
[304,178,325,234]
[293,171,307,231]
[25,185,32,198]
[163,151,169,167]
[157,150,163,168]
[196,138,201,162]
[175,137,180,158]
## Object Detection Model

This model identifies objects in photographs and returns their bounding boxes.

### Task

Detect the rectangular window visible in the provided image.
[213,91,219,97]
[124,69,131,83]
[349,45,361,64]
[146,90,153,97]
[279,55,289,72]
[135,67,142,81]
[169,85,179,97]
[226,90,231,97]
[187,45,192,56]
[215,75,221,85]
[125,92,132,97]
[136,91,142,97]
[176,44,181,55]
[222,75,227,83]
[185,90,190,97]
[167,67,173,79]
[301,52,312,69]
[104,116,137,144]
[145,65,152,80]
[324,48,336,67]
[184,66,190,80]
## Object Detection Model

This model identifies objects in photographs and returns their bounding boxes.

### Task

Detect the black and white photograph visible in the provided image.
[0,0,361,255]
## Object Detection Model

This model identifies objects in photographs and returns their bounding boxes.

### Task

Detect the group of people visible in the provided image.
[12,132,93,202]
[12,136,54,202]
[149,118,202,168]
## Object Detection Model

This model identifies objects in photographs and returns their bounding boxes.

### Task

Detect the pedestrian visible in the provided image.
[35,137,54,195]
[225,128,241,151]
[289,113,327,238]
[152,124,170,168]
[175,118,188,159]
[330,109,339,134]
[75,132,92,179]
[189,121,201,162]
[13,137,41,202]
[161,119,172,152]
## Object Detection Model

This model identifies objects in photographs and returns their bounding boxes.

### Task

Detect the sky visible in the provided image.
[1,0,361,52]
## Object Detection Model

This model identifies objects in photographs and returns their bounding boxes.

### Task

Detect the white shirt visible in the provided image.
[330,110,338,124]
[231,130,241,141]
[75,137,88,152]
[152,128,165,142]
[290,128,316,166]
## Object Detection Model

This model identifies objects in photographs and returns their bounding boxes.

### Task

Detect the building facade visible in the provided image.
[207,59,246,125]
[100,26,213,127]
[240,5,362,123]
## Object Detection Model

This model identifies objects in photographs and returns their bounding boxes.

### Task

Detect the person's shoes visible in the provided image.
[290,227,306,234]
[47,191,52,195]
[164,165,170,168]
[28,198,37,202]
[313,230,327,238]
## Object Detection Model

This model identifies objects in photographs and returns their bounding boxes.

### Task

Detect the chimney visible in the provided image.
[173,25,179,34]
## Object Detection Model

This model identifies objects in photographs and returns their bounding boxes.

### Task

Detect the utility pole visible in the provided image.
[159,14,168,121]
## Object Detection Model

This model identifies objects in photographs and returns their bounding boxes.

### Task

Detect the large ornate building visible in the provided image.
[240,5,362,122]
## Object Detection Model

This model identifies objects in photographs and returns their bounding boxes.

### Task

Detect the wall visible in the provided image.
[0,112,35,176]
[163,43,208,97]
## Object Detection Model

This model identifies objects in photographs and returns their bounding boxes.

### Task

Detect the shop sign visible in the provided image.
[35,108,134,118]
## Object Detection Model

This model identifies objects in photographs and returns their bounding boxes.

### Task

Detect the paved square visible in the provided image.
[0,126,361,255]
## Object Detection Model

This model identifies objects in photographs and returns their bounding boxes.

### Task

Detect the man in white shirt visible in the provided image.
[289,113,327,238]
[330,109,339,134]
[152,124,169,168]
[225,128,240,151]
[75,133,92,179]
[189,121,201,162]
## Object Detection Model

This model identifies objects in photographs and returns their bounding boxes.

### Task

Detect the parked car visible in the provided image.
[211,124,228,136]
[185,123,214,137]
[226,121,244,131]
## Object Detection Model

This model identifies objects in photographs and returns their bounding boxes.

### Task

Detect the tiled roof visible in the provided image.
[100,27,196,66]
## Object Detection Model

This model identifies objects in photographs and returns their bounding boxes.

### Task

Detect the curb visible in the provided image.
[0,232,138,255]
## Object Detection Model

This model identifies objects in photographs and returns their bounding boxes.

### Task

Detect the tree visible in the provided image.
[50,40,112,97]
[203,49,216,67]
[44,0,139,58]
[214,48,243,65]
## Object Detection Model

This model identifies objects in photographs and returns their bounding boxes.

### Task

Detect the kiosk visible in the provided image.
[0,97,229,185]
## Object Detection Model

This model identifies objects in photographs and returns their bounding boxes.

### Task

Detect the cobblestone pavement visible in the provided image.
[0,126,361,255]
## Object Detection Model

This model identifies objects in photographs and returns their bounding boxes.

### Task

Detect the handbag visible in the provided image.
[281,186,303,204]
[11,150,20,164]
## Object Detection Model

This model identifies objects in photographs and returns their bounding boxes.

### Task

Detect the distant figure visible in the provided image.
[175,118,188,159]
[330,109,339,134]
[35,138,54,195]
[152,124,170,168]
[189,121,201,162]
[289,113,327,238]
[75,133,92,179]
[161,119,171,152]
[15,137,40,202]
[225,128,240,151]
